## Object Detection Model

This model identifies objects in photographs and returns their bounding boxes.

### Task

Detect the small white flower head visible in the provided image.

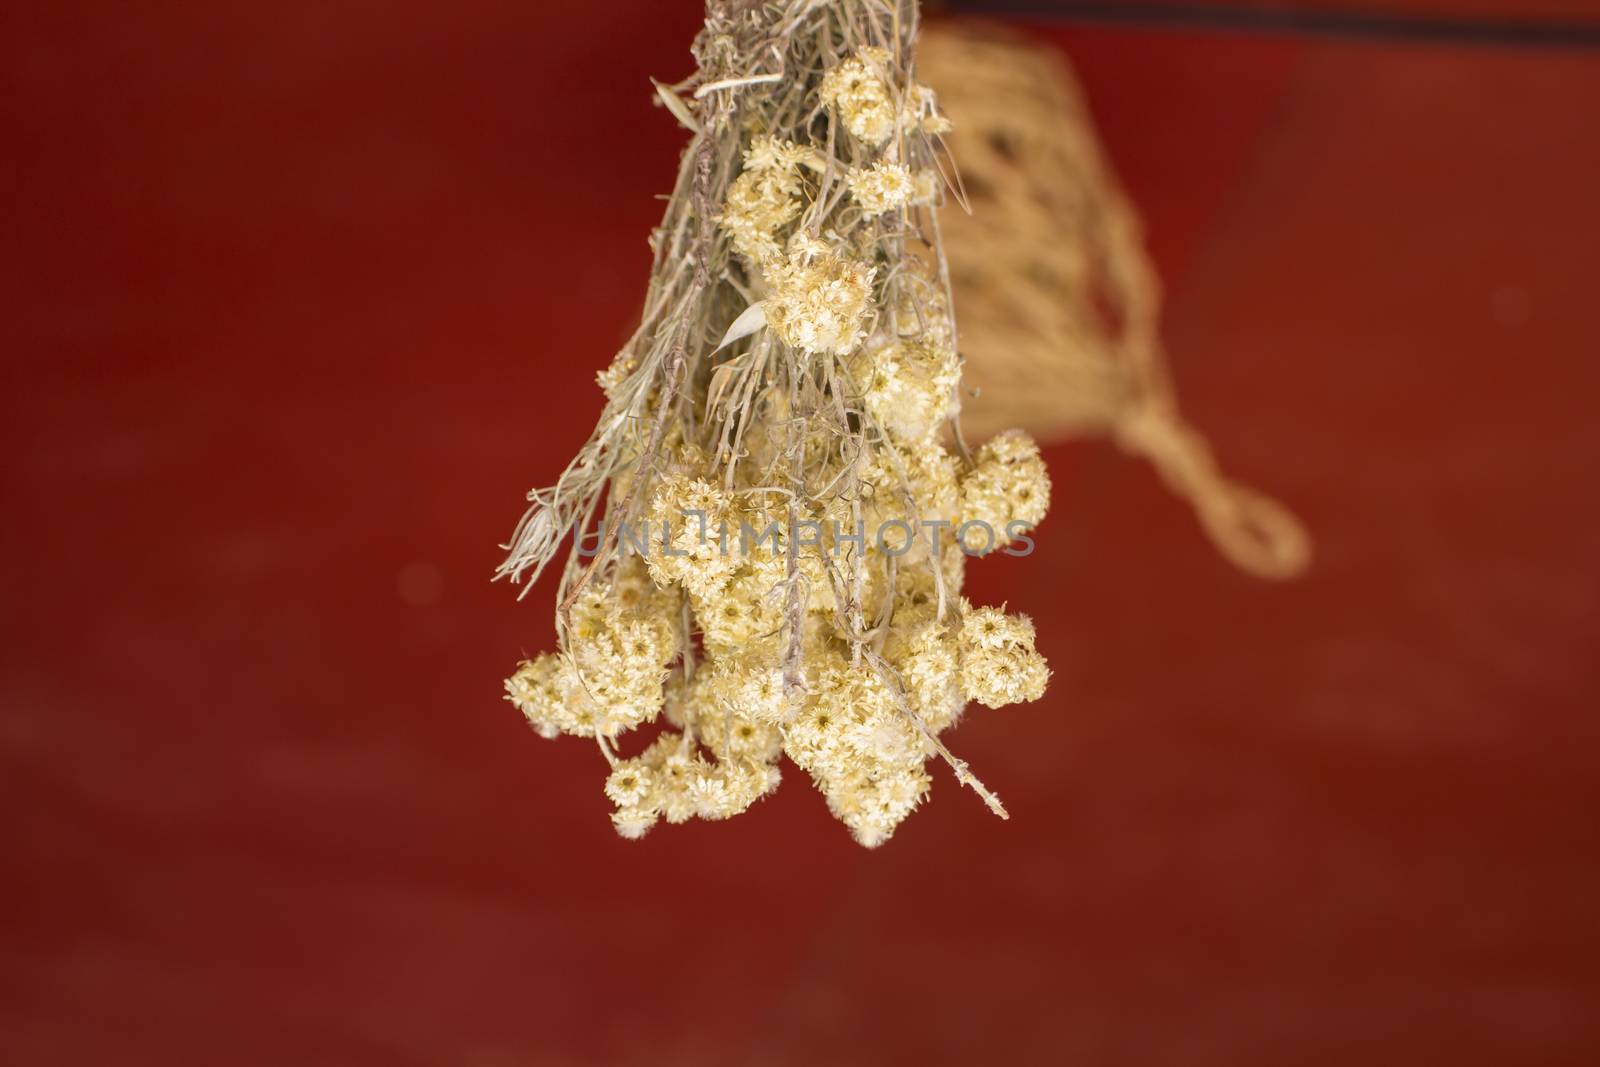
[643,475,741,599]
[961,604,1034,651]
[719,136,829,263]
[785,230,834,262]
[691,561,786,658]
[788,660,923,778]
[846,161,915,218]
[820,47,897,146]
[610,806,657,840]
[687,762,735,818]
[858,334,961,443]
[700,657,788,742]
[559,567,681,736]
[779,651,849,772]
[718,762,778,818]
[719,165,802,264]
[862,441,959,554]
[604,760,655,808]
[823,764,932,848]
[505,653,615,739]
[958,604,1050,708]
[640,731,692,770]
[700,709,784,764]
[622,752,772,824]
[743,134,820,174]
[762,244,876,356]
[504,654,565,739]
[958,430,1051,553]
[885,617,964,732]
[657,765,699,824]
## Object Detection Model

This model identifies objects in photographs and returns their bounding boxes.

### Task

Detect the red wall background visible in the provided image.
[4,2,1599,1063]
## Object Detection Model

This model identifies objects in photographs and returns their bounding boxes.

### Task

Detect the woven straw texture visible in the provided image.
[923,24,1310,578]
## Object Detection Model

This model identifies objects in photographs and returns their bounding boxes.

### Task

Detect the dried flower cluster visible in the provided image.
[497,0,1051,847]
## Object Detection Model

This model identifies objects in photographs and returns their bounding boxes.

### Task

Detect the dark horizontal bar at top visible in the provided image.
[943,0,1600,49]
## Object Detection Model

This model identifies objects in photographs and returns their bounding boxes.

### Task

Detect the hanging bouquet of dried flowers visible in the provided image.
[497,0,1051,848]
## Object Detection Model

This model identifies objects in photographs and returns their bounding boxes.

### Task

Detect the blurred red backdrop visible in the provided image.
[4,2,1599,1064]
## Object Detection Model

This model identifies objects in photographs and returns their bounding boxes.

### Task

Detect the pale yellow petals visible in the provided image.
[820,48,897,146]
[958,430,1051,553]
[846,161,915,217]
[762,246,876,356]
[958,605,1050,708]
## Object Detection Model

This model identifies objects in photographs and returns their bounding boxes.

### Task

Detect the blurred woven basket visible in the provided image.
[922,23,1310,579]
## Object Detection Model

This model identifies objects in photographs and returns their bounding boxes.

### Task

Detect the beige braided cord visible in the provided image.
[921,22,1310,579]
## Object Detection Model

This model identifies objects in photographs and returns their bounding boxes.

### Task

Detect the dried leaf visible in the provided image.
[714,301,766,353]
[651,79,701,134]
